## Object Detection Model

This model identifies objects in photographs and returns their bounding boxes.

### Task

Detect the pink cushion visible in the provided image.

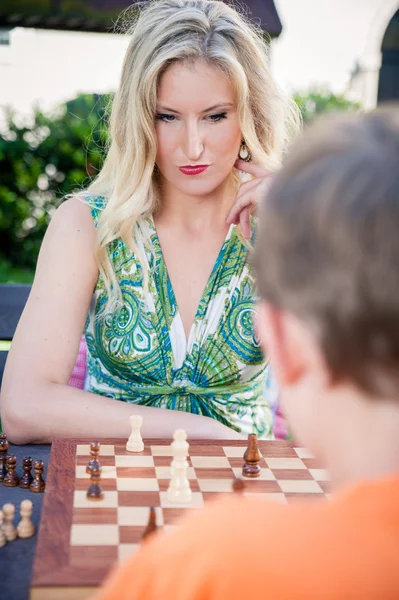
[68,335,87,389]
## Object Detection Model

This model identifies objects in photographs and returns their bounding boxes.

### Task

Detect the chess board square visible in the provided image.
[160,491,204,509]
[245,492,287,504]
[70,545,118,567]
[72,508,118,525]
[157,479,201,493]
[70,524,119,546]
[309,468,329,481]
[117,491,161,507]
[231,467,276,481]
[188,445,225,456]
[76,445,115,456]
[294,447,314,459]
[162,508,193,525]
[153,456,193,467]
[115,455,154,467]
[197,479,234,493]
[239,479,281,493]
[76,455,116,467]
[75,465,117,479]
[278,479,323,494]
[114,444,152,456]
[118,506,164,527]
[155,466,197,480]
[116,467,157,478]
[75,478,117,491]
[270,469,313,480]
[260,445,298,458]
[116,478,159,492]
[150,446,175,456]
[228,457,267,468]
[266,458,307,470]
[190,456,230,469]
[193,468,233,479]
[223,446,248,458]
[118,543,140,563]
[73,490,118,508]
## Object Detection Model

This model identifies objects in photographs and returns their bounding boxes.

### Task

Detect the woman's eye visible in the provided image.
[209,112,227,122]
[156,114,176,122]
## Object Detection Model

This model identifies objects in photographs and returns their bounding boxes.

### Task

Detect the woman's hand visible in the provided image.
[226,159,273,239]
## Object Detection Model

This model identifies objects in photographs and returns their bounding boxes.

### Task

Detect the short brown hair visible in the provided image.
[253,106,399,396]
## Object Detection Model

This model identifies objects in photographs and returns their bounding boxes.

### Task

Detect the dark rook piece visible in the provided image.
[30,459,46,493]
[86,463,103,500]
[3,454,19,487]
[86,440,101,474]
[242,434,261,478]
[0,434,8,481]
[142,507,158,541]
[19,456,34,489]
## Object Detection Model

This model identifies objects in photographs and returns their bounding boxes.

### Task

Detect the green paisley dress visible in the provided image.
[84,195,274,439]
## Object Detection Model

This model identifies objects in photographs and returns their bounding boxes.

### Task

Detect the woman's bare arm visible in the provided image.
[0,198,243,444]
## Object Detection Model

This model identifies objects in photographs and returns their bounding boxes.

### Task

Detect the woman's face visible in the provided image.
[155,59,242,196]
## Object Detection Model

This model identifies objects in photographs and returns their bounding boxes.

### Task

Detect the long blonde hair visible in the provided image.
[68,0,300,315]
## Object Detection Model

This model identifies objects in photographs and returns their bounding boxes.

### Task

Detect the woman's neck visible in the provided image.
[155,175,238,232]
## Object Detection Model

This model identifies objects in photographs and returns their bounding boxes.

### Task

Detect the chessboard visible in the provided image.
[30,438,330,600]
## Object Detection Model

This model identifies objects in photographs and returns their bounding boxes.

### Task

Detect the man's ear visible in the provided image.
[256,300,307,386]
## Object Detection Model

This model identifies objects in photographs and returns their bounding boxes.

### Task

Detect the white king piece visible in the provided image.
[167,429,192,503]
[126,414,144,453]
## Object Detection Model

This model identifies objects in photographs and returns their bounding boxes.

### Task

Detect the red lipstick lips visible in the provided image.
[179,165,209,176]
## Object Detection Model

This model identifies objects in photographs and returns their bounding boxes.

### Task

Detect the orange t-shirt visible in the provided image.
[95,474,399,600]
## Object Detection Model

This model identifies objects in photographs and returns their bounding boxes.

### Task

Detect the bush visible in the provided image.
[0,93,111,273]
[293,87,360,124]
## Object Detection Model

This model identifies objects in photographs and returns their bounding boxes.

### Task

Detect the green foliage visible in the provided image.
[293,87,361,124]
[0,93,111,274]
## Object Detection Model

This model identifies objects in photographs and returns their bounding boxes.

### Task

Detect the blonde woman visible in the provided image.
[1,0,298,444]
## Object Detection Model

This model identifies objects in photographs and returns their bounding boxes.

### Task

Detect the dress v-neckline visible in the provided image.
[149,216,234,354]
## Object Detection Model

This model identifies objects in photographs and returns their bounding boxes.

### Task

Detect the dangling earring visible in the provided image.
[238,139,251,162]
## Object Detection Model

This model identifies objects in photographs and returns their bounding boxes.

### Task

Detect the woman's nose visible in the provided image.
[183,122,204,161]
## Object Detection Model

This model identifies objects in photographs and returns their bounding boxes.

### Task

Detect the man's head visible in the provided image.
[253,107,399,455]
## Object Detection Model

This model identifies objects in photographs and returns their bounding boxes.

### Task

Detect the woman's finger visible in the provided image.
[234,159,271,179]
[240,206,251,239]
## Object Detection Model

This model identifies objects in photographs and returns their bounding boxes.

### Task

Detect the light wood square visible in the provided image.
[75,465,117,479]
[70,524,119,546]
[190,456,230,469]
[160,491,204,509]
[73,490,118,508]
[278,479,323,493]
[117,506,164,527]
[266,458,307,470]
[76,444,115,456]
[309,468,329,481]
[245,492,287,504]
[232,467,276,480]
[115,455,155,467]
[294,447,314,459]
[197,479,233,493]
[150,445,174,456]
[116,478,159,492]
[118,544,140,563]
[155,466,197,480]
[222,446,246,458]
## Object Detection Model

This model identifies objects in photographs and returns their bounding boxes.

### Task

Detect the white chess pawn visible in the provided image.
[0,509,6,547]
[167,429,192,503]
[2,503,17,542]
[17,499,35,538]
[126,414,144,452]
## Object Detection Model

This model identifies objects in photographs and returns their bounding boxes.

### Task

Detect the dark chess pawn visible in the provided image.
[142,507,158,542]
[232,478,246,495]
[30,459,46,493]
[0,434,9,481]
[19,456,33,489]
[3,455,19,487]
[86,463,103,500]
[242,434,261,478]
[86,440,101,474]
